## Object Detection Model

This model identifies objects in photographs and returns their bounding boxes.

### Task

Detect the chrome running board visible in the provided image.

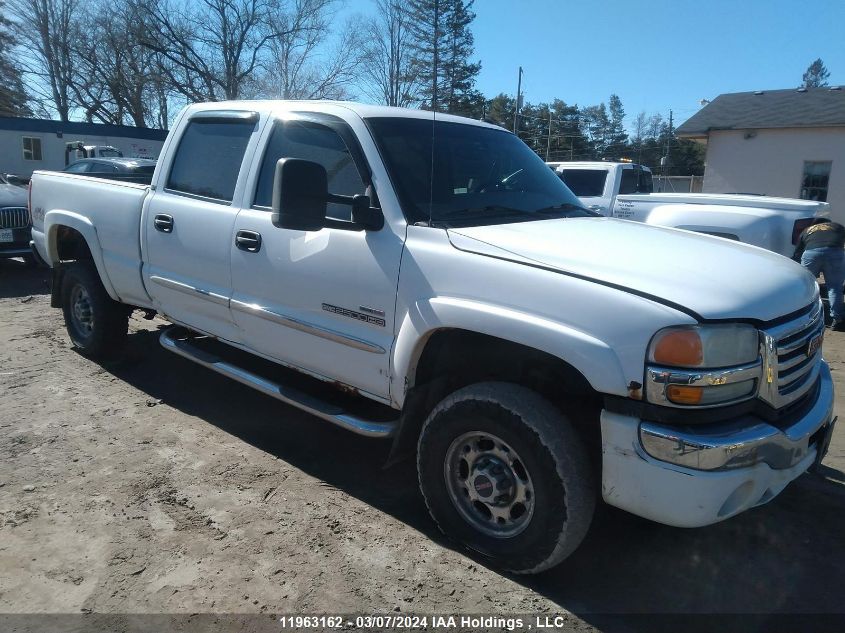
[159,327,397,438]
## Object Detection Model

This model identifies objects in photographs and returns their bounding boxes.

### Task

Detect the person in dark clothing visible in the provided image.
[793,217,845,330]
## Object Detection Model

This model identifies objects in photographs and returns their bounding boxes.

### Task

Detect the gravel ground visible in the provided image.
[1,258,843,632]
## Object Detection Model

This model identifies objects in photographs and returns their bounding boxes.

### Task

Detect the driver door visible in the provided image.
[229,114,404,400]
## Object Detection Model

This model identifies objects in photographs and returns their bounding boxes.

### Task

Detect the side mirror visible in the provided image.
[271,158,327,231]
[351,194,385,231]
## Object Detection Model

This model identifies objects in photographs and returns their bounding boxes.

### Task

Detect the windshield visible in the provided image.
[366,117,590,226]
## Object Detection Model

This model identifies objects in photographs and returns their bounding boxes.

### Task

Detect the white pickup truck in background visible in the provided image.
[29,101,836,574]
[548,161,829,258]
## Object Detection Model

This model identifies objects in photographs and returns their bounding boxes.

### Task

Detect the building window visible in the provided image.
[22,137,43,161]
[801,161,832,202]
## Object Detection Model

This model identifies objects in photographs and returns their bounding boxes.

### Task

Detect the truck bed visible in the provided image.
[617,192,829,215]
[30,171,152,308]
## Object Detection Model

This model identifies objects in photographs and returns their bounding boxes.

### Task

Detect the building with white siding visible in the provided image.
[0,116,168,177]
[676,87,845,223]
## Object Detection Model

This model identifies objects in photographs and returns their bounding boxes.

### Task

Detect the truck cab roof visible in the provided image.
[183,100,507,130]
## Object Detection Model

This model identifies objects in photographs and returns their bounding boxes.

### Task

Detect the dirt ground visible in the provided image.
[1,258,844,632]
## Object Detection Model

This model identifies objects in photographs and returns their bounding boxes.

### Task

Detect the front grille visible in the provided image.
[0,207,30,229]
[760,301,824,408]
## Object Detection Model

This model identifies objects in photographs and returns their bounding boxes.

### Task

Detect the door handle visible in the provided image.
[235,230,262,253]
[154,214,174,233]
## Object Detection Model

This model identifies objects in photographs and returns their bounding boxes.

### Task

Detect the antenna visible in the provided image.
[513,66,523,133]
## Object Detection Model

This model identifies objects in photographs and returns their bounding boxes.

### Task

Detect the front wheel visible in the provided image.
[61,262,128,358]
[417,382,595,574]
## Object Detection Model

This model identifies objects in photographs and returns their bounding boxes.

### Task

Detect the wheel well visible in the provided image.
[413,329,598,403]
[55,226,93,261]
[388,329,603,466]
[50,226,95,308]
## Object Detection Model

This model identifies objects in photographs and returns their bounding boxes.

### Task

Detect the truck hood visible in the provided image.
[447,217,818,323]
[0,184,28,207]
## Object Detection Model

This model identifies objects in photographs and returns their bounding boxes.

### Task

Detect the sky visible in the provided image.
[466,0,844,128]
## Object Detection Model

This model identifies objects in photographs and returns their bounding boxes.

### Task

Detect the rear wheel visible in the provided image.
[417,382,595,574]
[61,262,128,358]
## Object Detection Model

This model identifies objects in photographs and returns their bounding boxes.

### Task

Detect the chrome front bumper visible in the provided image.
[639,362,834,471]
[600,361,835,528]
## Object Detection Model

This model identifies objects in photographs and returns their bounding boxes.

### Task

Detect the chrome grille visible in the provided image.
[0,207,30,229]
[760,300,824,408]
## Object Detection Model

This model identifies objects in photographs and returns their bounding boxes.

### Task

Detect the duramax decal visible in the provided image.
[322,303,386,327]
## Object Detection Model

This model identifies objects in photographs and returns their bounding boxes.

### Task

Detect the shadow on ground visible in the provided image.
[0,259,50,299]
[99,327,845,632]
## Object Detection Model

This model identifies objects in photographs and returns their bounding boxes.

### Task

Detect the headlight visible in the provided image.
[646,325,761,408]
[648,325,759,368]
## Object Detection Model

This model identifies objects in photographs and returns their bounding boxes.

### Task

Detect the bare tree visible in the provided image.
[10,0,81,121]
[256,0,363,101]
[361,0,418,106]
[141,0,282,102]
[0,0,30,116]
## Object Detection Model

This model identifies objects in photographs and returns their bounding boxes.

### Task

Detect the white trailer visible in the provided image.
[0,116,167,178]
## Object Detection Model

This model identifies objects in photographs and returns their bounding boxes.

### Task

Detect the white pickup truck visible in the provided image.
[30,101,836,574]
[548,161,829,258]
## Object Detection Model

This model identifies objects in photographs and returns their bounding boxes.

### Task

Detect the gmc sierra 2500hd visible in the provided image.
[30,101,836,574]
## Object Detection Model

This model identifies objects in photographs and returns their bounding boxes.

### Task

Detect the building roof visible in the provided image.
[676,87,845,137]
[0,116,168,141]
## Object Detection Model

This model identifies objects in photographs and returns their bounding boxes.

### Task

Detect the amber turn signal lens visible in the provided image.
[666,385,703,405]
[652,330,703,367]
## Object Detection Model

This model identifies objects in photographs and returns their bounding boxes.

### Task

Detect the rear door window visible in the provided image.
[167,118,255,203]
[619,169,638,194]
[558,169,607,197]
[620,168,653,194]
[638,169,653,193]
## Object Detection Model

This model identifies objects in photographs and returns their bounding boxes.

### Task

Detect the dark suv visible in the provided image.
[0,173,33,264]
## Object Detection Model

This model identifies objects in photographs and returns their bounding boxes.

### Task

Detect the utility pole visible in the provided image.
[545,110,552,160]
[662,109,673,178]
[513,66,523,133]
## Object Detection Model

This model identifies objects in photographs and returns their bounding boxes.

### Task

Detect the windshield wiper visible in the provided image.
[532,202,598,217]
[434,205,526,223]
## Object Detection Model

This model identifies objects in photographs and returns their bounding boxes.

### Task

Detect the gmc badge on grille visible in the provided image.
[807,333,823,358]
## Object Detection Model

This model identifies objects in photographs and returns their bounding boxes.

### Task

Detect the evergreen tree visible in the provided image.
[0,0,29,117]
[441,0,480,113]
[483,92,515,127]
[407,0,480,113]
[606,94,628,158]
[581,103,609,158]
[802,58,831,88]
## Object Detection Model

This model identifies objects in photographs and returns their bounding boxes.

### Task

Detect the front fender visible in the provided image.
[44,210,119,301]
[391,295,626,408]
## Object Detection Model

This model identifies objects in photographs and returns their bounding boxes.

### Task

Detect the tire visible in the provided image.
[61,262,128,358]
[417,382,595,574]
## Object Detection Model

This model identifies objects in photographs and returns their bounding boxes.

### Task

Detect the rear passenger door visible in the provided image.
[142,110,261,342]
